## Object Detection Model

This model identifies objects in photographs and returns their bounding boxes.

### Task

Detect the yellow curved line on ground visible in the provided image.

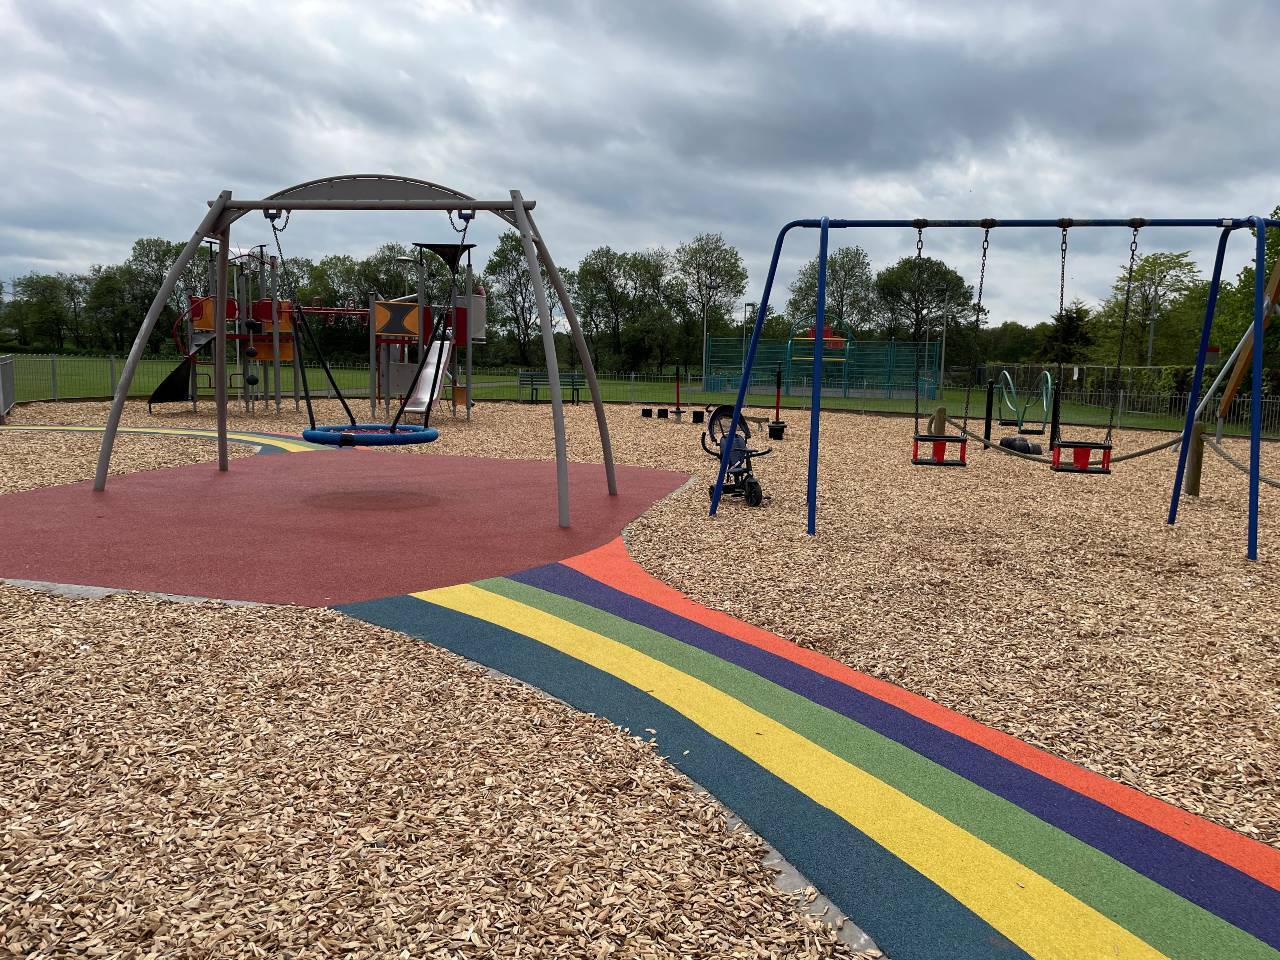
[0,424,318,453]
[422,583,1172,960]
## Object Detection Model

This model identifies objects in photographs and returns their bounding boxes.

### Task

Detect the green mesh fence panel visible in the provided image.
[704,337,939,399]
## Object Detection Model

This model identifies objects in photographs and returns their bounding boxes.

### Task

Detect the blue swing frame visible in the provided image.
[711,216,1276,560]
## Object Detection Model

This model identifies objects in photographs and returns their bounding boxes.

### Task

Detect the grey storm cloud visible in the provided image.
[1,0,1277,325]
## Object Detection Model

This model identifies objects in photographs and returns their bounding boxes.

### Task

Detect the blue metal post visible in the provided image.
[1168,227,1232,525]
[1248,218,1267,560]
[710,221,805,515]
[807,218,830,535]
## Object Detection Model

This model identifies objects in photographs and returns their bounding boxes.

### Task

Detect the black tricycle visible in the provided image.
[701,404,771,508]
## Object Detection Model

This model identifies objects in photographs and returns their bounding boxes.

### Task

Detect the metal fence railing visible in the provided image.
[6,354,371,404]
[4,353,1278,439]
[0,355,15,423]
[1057,387,1280,438]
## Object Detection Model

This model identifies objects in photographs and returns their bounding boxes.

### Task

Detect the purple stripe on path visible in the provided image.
[511,562,1280,947]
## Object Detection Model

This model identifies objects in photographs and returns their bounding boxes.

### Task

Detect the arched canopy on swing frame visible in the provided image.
[710,215,1279,560]
[92,174,618,529]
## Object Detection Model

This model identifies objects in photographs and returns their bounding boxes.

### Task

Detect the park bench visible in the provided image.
[516,369,585,404]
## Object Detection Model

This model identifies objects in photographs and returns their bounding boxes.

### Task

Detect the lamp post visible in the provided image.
[741,300,757,386]
[396,252,428,360]
[249,244,267,299]
[701,309,708,384]
[938,307,950,403]
[394,255,415,298]
[1146,304,1156,366]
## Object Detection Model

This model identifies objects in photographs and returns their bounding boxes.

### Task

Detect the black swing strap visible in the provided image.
[390,215,472,431]
[269,214,358,429]
[1105,222,1144,443]
[964,222,993,434]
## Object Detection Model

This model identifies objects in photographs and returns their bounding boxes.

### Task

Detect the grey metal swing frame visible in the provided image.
[92,174,618,529]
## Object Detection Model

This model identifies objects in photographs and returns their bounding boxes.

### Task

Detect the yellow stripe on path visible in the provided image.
[420,583,1171,960]
[0,424,318,453]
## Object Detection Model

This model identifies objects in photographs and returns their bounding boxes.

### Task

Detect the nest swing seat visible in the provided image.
[302,423,439,447]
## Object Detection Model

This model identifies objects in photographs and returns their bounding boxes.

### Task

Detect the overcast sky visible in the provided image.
[2,0,1277,326]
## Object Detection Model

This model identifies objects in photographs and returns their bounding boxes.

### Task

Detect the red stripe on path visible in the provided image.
[564,537,1280,891]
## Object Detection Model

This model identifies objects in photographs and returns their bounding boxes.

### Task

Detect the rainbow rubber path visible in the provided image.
[340,538,1280,960]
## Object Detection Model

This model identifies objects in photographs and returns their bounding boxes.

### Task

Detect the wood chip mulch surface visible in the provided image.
[0,585,867,959]
[8,399,1279,852]
[0,429,252,495]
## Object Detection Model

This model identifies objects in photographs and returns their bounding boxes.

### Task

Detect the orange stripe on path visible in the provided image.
[563,537,1280,892]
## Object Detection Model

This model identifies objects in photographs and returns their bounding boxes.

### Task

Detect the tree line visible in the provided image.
[2,211,1275,384]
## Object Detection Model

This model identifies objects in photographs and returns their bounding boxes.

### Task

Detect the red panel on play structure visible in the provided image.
[796,328,846,351]
[245,300,294,333]
[189,295,239,330]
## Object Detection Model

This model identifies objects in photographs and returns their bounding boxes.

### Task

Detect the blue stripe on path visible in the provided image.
[337,592,1031,960]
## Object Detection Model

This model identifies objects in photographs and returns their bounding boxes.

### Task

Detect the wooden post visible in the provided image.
[983,380,994,448]
[929,406,947,435]
[1185,421,1205,497]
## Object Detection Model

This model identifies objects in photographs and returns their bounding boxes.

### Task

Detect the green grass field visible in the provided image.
[5,353,1269,438]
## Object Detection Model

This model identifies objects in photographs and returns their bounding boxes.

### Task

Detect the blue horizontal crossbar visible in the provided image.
[774,218,1272,230]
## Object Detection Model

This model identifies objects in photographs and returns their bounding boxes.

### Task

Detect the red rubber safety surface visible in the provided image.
[0,452,688,606]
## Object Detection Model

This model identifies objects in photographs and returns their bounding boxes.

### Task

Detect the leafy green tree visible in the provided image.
[872,256,973,342]
[574,246,633,362]
[1209,210,1280,375]
[785,246,875,337]
[2,287,33,347]
[301,255,359,305]
[354,242,414,299]
[630,248,689,371]
[673,233,747,362]
[111,238,219,353]
[983,321,1042,363]
[126,238,207,317]
[1037,299,1093,363]
[1089,251,1200,366]
[759,303,790,341]
[482,231,558,367]
[356,241,460,306]
[85,264,147,353]
[62,273,93,350]
[621,308,678,372]
[13,274,74,350]
[572,246,689,371]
